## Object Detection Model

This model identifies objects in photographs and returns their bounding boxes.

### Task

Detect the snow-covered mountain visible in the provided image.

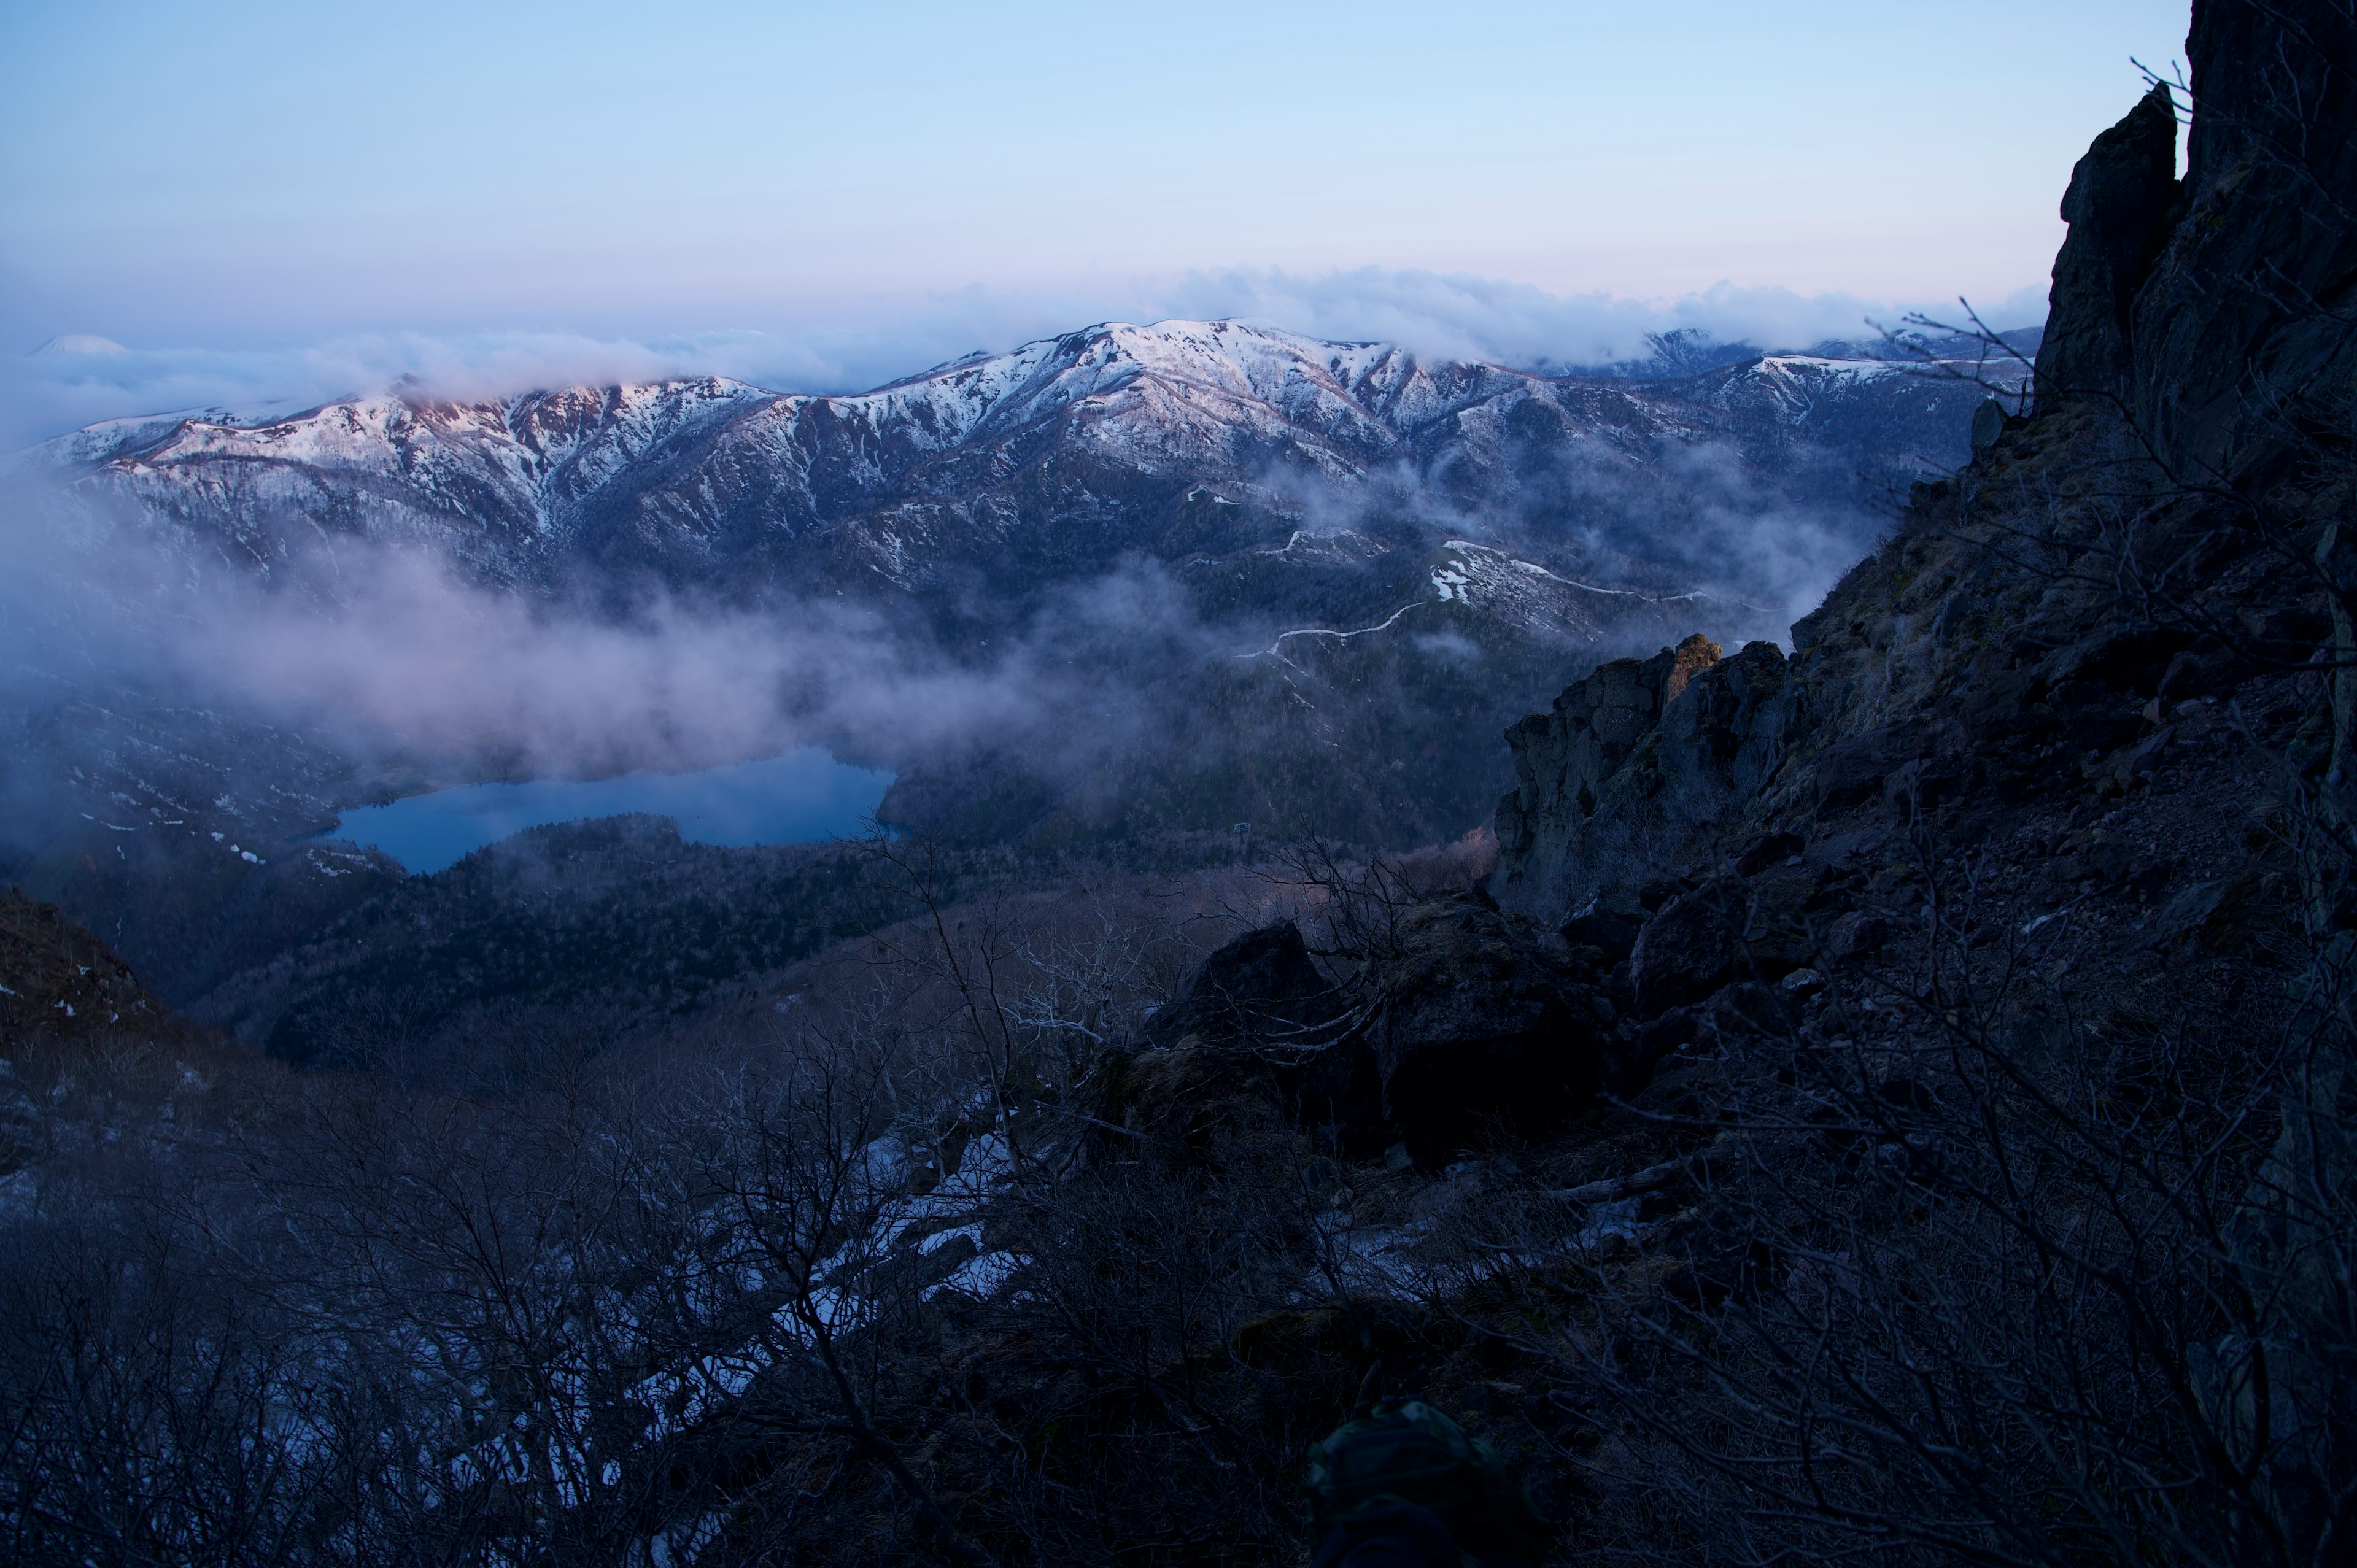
[2,317,2022,982]
[10,319,2013,606]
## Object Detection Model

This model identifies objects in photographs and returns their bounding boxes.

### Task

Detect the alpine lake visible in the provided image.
[327,747,892,874]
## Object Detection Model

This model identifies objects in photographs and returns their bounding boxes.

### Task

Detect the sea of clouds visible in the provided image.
[1,266,2047,450]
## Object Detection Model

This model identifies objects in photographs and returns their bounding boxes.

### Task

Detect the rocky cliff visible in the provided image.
[1492,0,2356,932]
[1492,632,1800,922]
[2134,0,2357,477]
[1090,24,2353,1554]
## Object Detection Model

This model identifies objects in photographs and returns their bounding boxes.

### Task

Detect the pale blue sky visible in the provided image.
[1,1,2188,436]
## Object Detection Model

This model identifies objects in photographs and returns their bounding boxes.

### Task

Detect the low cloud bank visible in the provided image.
[0,474,1846,838]
[0,512,1217,794]
[1164,270,2046,377]
[5,268,2048,449]
[0,414,1897,840]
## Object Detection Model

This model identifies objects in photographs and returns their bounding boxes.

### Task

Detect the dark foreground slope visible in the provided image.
[1290,3,2356,1558]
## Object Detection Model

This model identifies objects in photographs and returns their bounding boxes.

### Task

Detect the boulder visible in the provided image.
[1630,876,1748,1015]
[1091,1039,1285,1153]
[1099,921,1376,1159]
[2158,641,2252,704]
[1139,920,1344,1050]
[1825,910,1889,963]
[1627,870,1815,1018]
[1362,897,1613,1163]
[1102,900,1628,1165]
[1969,397,2008,452]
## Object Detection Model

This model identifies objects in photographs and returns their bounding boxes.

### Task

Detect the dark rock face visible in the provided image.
[1496,638,1720,897]
[2033,83,2181,416]
[1826,910,1889,963]
[1492,635,1806,921]
[1493,641,1689,915]
[1625,871,1815,1017]
[1489,2,2357,929]
[1812,725,1921,812]
[1658,640,1799,802]
[1138,920,1344,1051]
[2132,0,2357,475]
[1426,22,2353,1542]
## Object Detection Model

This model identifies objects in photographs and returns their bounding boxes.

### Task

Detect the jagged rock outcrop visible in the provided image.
[2024,2,2357,476]
[1491,635,1716,916]
[1493,0,2356,942]
[2032,83,2180,416]
[2132,0,2357,476]
[1492,634,1805,921]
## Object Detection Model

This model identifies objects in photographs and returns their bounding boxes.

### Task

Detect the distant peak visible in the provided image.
[30,334,129,358]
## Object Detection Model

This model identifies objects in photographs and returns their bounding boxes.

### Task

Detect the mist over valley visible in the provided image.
[2,317,2022,1025]
[9,4,2348,1565]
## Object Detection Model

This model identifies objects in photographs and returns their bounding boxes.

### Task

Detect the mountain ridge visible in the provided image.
[1,317,2024,996]
[12,317,2021,608]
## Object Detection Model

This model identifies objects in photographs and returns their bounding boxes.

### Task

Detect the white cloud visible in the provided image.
[4,270,2049,450]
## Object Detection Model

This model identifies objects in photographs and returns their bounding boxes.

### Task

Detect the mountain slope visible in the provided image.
[12,321,2014,610]
[2,319,2022,995]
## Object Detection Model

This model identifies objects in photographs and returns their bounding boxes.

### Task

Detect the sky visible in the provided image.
[1,1,2191,443]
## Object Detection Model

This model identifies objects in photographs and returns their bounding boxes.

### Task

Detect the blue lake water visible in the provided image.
[328,747,894,875]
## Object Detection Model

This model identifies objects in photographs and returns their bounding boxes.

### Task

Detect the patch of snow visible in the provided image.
[1242,601,1423,661]
[924,1248,1026,1300]
[918,1222,985,1257]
